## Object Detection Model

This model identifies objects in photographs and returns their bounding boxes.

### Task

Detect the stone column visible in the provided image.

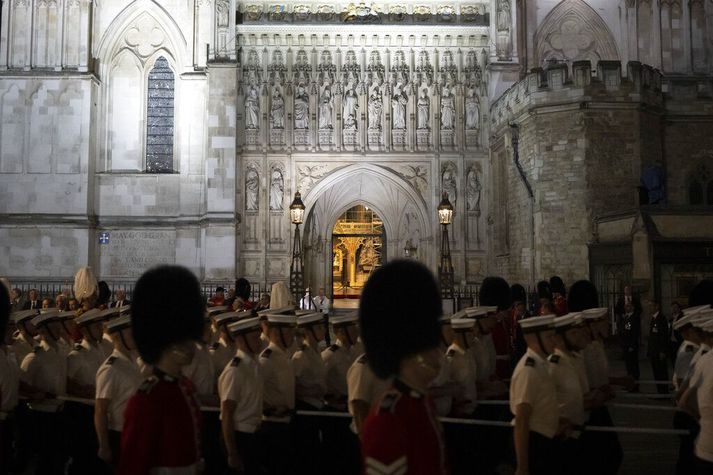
[194,0,212,67]
[0,0,10,69]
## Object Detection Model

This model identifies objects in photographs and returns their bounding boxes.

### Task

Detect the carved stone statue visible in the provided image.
[245,167,259,210]
[269,169,284,210]
[497,0,511,31]
[440,87,455,130]
[392,87,408,130]
[465,90,480,130]
[245,84,260,129]
[294,84,309,130]
[368,88,383,129]
[466,167,482,215]
[442,166,457,207]
[417,89,430,130]
[319,86,333,129]
[270,88,284,129]
[343,87,359,130]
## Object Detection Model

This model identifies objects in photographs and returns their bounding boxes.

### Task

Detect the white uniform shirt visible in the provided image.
[346,353,391,432]
[314,296,331,315]
[583,340,609,389]
[11,334,34,370]
[95,349,143,431]
[21,339,67,397]
[67,339,107,388]
[218,349,263,433]
[690,351,713,462]
[509,348,559,439]
[292,340,327,408]
[447,343,478,415]
[429,349,453,417]
[674,340,700,390]
[210,338,234,379]
[571,351,590,393]
[259,342,295,419]
[0,346,20,412]
[322,340,353,398]
[548,349,587,427]
[183,343,216,397]
[687,344,710,380]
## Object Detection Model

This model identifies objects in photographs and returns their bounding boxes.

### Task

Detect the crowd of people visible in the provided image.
[0,264,711,475]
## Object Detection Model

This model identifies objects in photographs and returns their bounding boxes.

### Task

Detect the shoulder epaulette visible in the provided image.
[378,390,402,414]
[548,354,560,364]
[300,343,307,352]
[105,356,117,366]
[703,349,709,355]
[230,356,242,367]
[686,345,695,353]
[525,357,536,367]
[209,342,219,351]
[357,354,368,364]
[73,343,84,351]
[446,349,456,358]
[138,375,159,394]
[260,348,272,359]
[328,344,339,352]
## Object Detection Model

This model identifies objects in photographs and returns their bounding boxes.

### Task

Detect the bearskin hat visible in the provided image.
[510,283,527,305]
[235,278,252,301]
[537,280,552,300]
[479,277,512,311]
[568,280,600,311]
[359,259,441,379]
[549,276,566,296]
[689,280,713,307]
[131,265,205,365]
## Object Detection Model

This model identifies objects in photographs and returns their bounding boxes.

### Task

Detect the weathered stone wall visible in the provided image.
[490,61,665,285]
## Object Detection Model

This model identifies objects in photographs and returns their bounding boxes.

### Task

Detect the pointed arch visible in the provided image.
[95,0,188,72]
[534,0,619,69]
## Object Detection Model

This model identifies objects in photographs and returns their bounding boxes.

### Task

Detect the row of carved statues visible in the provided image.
[244,82,481,132]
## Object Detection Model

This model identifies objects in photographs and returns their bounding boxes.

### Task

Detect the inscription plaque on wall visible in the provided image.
[100,230,176,277]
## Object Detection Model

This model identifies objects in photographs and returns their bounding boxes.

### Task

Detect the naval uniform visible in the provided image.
[675,340,704,475]
[95,349,143,466]
[259,342,296,475]
[21,340,68,474]
[209,337,234,379]
[292,340,328,474]
[362,379,448,475]
[688,351,713,473]
[346,353,391,429]
[0,346,19,475]
[322,340,353,409]
[118,369,202,475]
[184,342,223,475]
[648,311,671,394]
[548,349,587,474]
[66,339,108,474]
[509,349,559,475]
[218,349,263,475]
[580,339,623,475]
[445,344,479,475]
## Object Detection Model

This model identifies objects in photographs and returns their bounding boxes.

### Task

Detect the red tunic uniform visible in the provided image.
[361,379,449,475]
[118,370,202,475]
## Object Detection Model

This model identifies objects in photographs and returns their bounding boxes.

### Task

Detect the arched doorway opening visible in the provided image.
[331,204,386,306]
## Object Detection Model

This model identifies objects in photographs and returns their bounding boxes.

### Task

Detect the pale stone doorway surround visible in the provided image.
[300,164,432,298]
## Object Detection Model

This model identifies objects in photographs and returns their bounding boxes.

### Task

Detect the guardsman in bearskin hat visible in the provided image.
[360,259,448,475]
[118,265,205,475]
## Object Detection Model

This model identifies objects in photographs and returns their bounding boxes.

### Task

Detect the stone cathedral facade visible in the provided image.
[1,0,713,305]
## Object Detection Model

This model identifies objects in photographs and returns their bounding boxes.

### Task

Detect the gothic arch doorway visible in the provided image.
[331,205,386,306]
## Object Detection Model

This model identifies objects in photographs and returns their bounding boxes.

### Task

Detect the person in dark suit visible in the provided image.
[646,301,670,394]
[21,289,41,310]
[620,302,641,392]
[615,285,642,318]
[109,289,131,308]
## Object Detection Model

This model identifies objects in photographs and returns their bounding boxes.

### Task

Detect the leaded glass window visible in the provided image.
[146,56,174,173]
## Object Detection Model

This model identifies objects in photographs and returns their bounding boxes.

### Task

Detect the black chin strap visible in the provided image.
[476,320,486,335]
[344,325,354,347]
[458,331,470,350]
[278,326,289,349]
[308,326,319,344]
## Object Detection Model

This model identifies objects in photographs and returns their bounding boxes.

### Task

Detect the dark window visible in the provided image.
[146,56,174,173]
[689,180,703,205]
[707,181,713,205]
